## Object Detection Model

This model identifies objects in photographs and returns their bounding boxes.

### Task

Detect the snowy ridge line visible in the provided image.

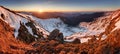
[17,13,47,30]
[18,12,50,37]
[17,13,50,34]
[0,6,26,18]
[0,6,49,38]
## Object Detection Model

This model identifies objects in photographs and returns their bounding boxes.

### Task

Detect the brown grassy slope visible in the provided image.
[0,19,32,54]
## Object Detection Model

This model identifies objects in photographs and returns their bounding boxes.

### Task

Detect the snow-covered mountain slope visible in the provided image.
[99,9,120,48]
[64,12,113,43]
[104,9,120,35]
[0,6,49,38]
[65,9,120,43]
[0,6,86,40]
[19,12,86,36]
[73,12,112,36]
[32,18,86,36]
[19,10,113,43]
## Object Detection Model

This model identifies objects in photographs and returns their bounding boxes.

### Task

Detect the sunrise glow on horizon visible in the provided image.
[0,0,120,12]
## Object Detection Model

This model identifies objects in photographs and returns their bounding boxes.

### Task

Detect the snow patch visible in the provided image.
[112,20,120,32]
[111,11,120,20]
[25,26,33,35]
[81,38,91,43]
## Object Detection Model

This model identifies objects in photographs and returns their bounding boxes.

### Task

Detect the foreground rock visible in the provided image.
[72,38,81,44]
[48,29,64,43]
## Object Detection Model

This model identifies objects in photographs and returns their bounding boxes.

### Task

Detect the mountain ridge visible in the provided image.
[0,6,49,43]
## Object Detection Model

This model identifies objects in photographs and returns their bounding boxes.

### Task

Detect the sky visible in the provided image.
[0,0,120,12]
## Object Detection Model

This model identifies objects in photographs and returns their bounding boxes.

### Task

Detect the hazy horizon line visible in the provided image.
[1,5,118,13]
[15,9,114,13]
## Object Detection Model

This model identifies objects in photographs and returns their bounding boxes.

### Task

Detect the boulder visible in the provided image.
[56,33,64,43]
[48,29,60,40]
[72,38,81,44]
[48,29,64,43]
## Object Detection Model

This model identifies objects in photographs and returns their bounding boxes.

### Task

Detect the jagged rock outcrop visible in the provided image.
[48,29,60,40]
[17,22,36,44]
[25,21,44,38]
[48,29,64,43]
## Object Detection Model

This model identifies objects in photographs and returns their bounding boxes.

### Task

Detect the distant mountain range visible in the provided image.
[18,11,109,25]
[29,11,108,26]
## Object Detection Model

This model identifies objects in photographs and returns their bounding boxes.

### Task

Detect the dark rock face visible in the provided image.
[0,13,5,20]
[48,29,64,43]
[72,38,81,44]
[17,22,36,44]
[48,29,60,40]
[17,21,45,44]
[56,33,64,43]
[25,21,43,38]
